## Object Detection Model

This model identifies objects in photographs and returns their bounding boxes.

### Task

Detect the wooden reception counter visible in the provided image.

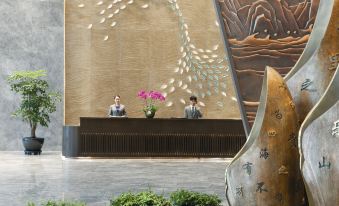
[62,117,246,158]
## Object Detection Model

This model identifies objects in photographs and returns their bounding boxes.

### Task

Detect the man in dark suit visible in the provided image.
[184,95,203,119]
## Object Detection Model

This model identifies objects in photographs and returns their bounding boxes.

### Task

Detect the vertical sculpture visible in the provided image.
[285,0,338,122]
[223,1,338,205]
[299,67,339,206]
[225,67,303,206]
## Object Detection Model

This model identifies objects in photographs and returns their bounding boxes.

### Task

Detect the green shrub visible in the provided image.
[26,189,223,206]
[27,200,86,206]
[170,189,221,206]
[110,191,171,206]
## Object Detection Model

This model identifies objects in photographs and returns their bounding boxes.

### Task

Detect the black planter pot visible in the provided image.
[144,110,156,118]
[22,137,44,155]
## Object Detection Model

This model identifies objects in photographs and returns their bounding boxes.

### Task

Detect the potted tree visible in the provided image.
[7,70,61,155]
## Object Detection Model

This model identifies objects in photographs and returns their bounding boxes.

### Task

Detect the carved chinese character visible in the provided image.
[242,162,253,175]
[319,156,331,169]
[332,120,339,137]
[301,79,312,91]
[278,165,289,175]
[268,130,277,137]
[260,148,269,159]
[256,182,268,193]
[274,110,282,119]
[236,186,243,197]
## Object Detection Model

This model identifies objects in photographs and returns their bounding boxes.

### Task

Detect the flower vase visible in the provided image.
[145,110,155,118]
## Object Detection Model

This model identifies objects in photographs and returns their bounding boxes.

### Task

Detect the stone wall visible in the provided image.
[0,0,64,150]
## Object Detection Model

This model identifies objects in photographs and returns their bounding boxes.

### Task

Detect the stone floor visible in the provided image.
[0,152,231,206]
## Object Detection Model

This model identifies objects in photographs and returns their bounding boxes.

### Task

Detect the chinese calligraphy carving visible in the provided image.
[274,110,282,119]
[256,182,268,193]
[318,157,331,169]
[301,79,312,91]
[259,148,269,159]
[332,120,339,137]
[242,162,253,176]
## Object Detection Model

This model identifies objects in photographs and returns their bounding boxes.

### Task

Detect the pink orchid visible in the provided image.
[137,90,166,112]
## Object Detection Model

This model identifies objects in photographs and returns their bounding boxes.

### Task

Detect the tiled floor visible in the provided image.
[0,152,231,206]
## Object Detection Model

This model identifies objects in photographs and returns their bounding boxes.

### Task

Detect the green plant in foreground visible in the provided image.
[26,189,223,206]
[111,191,171,206]
[170,189,222,206]
[7,70,61,137]
[27,200,86,206]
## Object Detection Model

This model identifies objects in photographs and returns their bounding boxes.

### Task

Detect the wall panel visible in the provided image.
[0,0,64,150]
[65,0,240,125]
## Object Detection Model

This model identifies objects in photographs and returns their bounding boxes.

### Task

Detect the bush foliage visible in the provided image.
[170,189,222,206]
[27,190,222,206]
[110,191,171,206]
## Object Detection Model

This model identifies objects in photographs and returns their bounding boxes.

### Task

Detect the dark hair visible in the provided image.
[189,95,197,101]
[114,95,120,99]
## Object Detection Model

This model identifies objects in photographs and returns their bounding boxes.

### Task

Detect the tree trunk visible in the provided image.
[31,124,37,138]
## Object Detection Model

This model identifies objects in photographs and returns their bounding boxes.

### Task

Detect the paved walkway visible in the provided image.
[0,152,231,206]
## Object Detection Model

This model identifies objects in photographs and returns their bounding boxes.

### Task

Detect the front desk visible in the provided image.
[63,118,246,158]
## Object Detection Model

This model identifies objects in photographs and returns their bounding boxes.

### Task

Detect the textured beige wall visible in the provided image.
[65,0,240,125]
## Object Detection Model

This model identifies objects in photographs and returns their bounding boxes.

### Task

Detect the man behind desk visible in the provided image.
[184,95,203,119]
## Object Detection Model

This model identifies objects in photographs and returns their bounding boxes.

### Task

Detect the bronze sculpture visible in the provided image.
[299,67,338,206]
[223,1,338,205]
[285,0,338,122]
[225,67,303,206]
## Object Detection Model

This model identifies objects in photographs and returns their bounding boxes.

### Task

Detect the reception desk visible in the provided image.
[63,117,246,158]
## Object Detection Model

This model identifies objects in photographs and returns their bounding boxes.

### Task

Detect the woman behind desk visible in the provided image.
[108,95,127,117]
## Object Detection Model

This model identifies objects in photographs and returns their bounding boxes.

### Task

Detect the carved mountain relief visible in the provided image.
[216,0,319,134]
[221,0,319,39]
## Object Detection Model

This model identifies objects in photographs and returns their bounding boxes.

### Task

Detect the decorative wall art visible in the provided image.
[65,0,240,125]
[214,0,320,135]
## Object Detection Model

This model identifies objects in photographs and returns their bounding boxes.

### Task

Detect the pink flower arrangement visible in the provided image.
[137,90,165,112]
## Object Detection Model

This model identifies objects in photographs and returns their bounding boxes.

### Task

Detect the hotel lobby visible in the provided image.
[0,0,337,205]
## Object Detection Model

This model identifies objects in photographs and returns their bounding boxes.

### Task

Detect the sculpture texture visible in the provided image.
[299,66,338,206]
[225,67,303,206]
